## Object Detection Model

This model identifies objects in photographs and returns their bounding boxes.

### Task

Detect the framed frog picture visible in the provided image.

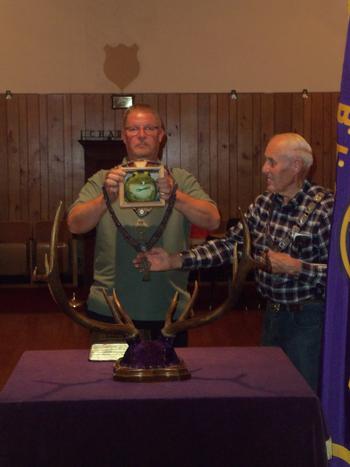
[119,164,165,208]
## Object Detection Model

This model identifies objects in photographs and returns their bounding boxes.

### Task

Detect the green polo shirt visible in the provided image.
[71,167,215,321]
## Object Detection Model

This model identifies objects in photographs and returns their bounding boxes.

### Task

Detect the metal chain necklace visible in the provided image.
[102,184,178,281]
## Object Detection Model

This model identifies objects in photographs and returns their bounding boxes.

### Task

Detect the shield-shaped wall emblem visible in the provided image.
[103,43,140,90]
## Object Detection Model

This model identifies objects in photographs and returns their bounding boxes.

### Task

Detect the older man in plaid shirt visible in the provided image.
[135,133,334,393]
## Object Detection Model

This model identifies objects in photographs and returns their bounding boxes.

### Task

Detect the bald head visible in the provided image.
[268,133,313,173]
[262,133,314,201]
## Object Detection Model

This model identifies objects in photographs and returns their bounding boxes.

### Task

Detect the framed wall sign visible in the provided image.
[111,95,134,109]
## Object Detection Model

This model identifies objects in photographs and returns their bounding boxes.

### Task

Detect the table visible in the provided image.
[0,347,327,467]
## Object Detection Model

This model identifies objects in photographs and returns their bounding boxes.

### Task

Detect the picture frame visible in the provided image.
[111,94,134,110]
[119,165,165,208]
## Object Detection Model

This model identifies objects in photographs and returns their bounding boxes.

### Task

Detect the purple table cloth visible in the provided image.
[0,347,327,467]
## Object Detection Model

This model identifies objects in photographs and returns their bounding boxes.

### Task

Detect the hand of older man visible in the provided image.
[266,249,302,275]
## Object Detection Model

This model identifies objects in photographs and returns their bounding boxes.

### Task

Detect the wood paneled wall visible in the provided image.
[0,92,338,224]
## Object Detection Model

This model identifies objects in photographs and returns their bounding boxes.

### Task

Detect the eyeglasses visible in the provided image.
[125,125,160,136]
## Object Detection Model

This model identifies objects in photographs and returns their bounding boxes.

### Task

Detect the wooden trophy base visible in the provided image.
[113,359,191,382]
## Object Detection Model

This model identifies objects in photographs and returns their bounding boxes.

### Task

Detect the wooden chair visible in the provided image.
[0,222,33,285]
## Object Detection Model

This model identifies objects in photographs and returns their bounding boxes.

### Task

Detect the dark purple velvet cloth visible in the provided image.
[122,335,180,368]
[0,347,327,467]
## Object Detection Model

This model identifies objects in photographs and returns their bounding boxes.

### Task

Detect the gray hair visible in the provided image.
[273,133,313,170]
[122,104,162,129]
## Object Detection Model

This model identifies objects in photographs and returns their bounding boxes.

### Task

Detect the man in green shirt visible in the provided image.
[67,104,220,344]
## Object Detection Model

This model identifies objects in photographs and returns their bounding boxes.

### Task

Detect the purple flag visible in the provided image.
[321,19,350,467]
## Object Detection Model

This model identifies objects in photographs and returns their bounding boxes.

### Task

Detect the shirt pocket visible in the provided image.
[290,231,313,256]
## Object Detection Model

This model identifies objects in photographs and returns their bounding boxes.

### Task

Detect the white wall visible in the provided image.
[0,0,347,93]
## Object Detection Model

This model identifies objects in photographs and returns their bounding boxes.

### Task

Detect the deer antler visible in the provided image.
[230,207,273,305]
[161,208,264,337]
[161,246,238,337]
[46,201,139,339]
[229,208,259,306]
[47,202,260,345]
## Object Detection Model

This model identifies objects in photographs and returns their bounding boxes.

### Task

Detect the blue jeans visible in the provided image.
[261,301,324,393]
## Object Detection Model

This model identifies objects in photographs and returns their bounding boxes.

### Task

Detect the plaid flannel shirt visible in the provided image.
[182,180,334,304]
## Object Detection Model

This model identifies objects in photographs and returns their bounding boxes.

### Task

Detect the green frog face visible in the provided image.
[124,171,157,202]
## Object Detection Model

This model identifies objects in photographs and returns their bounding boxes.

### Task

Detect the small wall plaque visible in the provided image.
[111,95,134,109]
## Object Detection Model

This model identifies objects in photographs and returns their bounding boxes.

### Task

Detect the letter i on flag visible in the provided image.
[321,13,350,467]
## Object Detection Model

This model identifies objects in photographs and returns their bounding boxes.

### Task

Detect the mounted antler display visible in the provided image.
[46,202,255,382]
